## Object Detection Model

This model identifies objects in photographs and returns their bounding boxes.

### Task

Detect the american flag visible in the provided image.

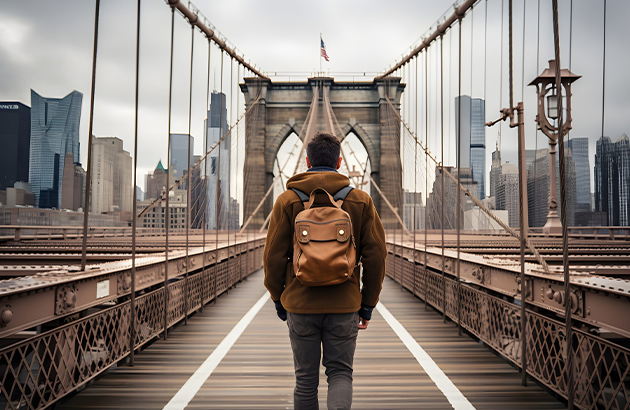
[320,37,329,62]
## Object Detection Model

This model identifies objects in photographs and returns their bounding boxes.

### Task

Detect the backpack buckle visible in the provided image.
[298,225,310,243]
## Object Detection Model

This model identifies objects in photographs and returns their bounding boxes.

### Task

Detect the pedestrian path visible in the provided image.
[59,270,565,409]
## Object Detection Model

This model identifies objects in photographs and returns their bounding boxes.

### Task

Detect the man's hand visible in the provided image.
[358,304,373,330]
[274,300,287,321]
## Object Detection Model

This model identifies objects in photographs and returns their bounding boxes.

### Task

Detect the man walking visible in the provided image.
[263,131,387,410]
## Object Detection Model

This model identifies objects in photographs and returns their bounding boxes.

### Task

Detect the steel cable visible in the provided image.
[551,0,573,406]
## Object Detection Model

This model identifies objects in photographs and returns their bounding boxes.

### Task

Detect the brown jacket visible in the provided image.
[263,171,387,314]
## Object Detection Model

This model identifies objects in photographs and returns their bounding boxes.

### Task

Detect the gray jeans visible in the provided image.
[287,311,360,410]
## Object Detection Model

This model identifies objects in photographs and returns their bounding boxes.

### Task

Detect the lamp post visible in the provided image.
[529,60,580,235]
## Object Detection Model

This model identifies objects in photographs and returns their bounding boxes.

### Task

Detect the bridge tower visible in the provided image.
[241,77,405,229]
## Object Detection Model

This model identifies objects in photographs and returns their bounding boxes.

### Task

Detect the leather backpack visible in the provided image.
[291,186,357,287]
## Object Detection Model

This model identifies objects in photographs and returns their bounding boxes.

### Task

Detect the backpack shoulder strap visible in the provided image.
[333,185,354,202]
[290,188,310,203]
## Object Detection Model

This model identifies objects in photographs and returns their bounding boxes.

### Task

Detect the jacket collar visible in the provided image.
[307,166,338,173]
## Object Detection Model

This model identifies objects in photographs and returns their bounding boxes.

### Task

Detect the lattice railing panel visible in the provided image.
[187,272,204,314]
[424,268,444,312]
[389,247,630,410]
[572,327,630,410]
[134,288,164,347]
[167,280,186,327]
[0,303,130,410]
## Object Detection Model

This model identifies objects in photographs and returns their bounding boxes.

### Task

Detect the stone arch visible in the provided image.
[339,120,379,174]
[265,120,303,174]
[242,77,404,229]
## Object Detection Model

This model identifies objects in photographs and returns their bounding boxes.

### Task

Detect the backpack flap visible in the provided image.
[292,187,356,287]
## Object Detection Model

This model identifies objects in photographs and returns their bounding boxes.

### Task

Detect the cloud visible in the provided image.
[1,0,627,201]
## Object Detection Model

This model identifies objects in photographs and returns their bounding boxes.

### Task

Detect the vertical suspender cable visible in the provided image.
[234,62,243,282]
[456,17,462,336]
[413,55,418,298]
[81,0,100,271]
[440,34,446,322]
[424,48,428,311]
[130,0,141,366]
[164,7,175,340]
[229,58,234,288]
[567,0,573,145]
[521,0,527,100]
[533,0,541,222]
[601,0,606,143]
[403,64,407,291]
[551,1,573,407]
[214,50,224,304]
[484,0,487,115]
[499,0,504,150]
[518,0,528,387]
[201,39,211,314]
[184,25,195,324]
[226,58,232,291]
[508,0,514,113]
[236,63,241,282]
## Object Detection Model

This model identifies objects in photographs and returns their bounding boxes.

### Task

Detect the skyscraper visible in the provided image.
[169,134,195,183]
[527,148,577,227]
[455,95,486,199]
[29,90,83,208]
[427,166,477,229]
[90,137,133,213]
[567,138,591,213]
[403,190,424,231]
[61,153,85,211]
[0,102,30,191]
[145,160,168,201]
[205,91,231,230]
[489,143,501,198]
[495,163,519,227]
[595,134,630,226]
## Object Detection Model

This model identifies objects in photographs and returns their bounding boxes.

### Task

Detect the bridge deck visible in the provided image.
[58,271,565,409]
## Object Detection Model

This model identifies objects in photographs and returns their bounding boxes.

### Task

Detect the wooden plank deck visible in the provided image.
[58,270,565,409]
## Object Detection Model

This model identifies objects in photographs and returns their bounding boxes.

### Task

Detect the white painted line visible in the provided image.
[163,292,270,410]
[376,302,476,410]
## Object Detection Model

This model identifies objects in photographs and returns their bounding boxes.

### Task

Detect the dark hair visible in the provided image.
[306,131,341,168]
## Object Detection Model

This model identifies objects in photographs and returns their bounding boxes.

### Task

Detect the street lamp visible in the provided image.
[529,60,580,235]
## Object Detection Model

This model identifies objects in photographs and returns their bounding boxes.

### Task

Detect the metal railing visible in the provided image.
[386,245,630,410]
[0,239,263,410]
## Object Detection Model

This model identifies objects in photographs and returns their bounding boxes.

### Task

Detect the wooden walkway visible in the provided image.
[58,270,566,409]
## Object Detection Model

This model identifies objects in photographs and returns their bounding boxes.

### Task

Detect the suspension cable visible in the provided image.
[456,17,462,336]
[200,31,211,314]
[163,5,175,341]
[533,0,541,227]
[601,0,607,142]
[184,23,194,325]
[81,0,101,271]
[440,34,446,322]
[551,0,573,407]
[428,49,429,311]
[384,93,550,273]
[413,54,418,298]
[129,0,142,366]
[214,50,224,304]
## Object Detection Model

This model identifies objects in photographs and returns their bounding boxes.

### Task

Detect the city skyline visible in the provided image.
[1,1,627,187]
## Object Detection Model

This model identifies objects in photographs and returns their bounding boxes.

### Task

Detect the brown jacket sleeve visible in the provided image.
[359,196,387,307]
[263,195,292,302]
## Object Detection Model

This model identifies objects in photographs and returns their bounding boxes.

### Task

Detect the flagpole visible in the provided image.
[319,33,322,74]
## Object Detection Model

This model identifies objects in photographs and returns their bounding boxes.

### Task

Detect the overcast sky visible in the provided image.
[1,0,627,202]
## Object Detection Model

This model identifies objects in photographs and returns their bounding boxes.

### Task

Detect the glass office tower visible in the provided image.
[29,90,83,208]
[455,95,486,199]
